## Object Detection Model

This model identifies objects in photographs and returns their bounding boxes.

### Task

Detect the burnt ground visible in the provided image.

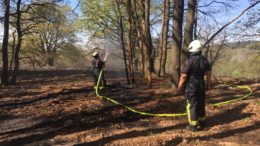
[0,70,259,146]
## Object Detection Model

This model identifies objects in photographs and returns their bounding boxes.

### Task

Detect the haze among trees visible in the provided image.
[0,0,259,87]
[0,1,260,145]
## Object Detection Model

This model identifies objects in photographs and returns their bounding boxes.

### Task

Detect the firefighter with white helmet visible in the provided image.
[92,50,106,89]
[178,40,212,131]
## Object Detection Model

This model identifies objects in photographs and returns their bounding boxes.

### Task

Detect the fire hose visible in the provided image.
[95,70,253,117]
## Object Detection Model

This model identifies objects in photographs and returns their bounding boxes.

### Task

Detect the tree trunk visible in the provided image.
[131,0,152,88]
[150,44,155,73]
[137,28,145,75]
[47,55,55,66]
[149,26,155,73]
[9,31,16,74]
[142,0,152,88]
[133,1,145,76]
[126,0,136,87]
[193,3,198,39]
[116,0,130,85]
[11,0,22,84]
[158,0,170,77]
[1,0,10,85]
[46,46,56,67]
[183,0,197,62]
[171,0,184,87]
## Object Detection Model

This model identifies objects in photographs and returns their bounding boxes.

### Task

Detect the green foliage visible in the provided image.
[213,47,260,79]
[22,35,48,67]
[56,42,87,68]
[21,4,78,67]
[154,43,260,79]
[79,0,122,37]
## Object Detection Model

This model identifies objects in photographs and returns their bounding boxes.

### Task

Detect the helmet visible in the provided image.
[188,40,202,52]
[92,51,99,57]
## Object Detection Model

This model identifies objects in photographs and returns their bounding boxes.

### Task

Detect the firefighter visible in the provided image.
[92,51,106,89]
[178,40,211,132]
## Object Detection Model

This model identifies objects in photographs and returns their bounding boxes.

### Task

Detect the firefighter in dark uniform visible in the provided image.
[178,40,211,132]
[92,51,106,89]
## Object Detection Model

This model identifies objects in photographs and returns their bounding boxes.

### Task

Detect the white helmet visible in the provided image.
[92,51,99,57]
[188,40,202,52]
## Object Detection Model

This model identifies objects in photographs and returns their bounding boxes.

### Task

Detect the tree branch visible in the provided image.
[203,1,260,48]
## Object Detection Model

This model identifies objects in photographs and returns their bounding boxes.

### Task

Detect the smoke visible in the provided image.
[86,36,125,72]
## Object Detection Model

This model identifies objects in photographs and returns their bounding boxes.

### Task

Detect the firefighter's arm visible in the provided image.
[206,71,211,90]
[178,74,187,93]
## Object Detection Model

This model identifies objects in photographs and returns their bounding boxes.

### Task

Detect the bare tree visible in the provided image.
[198,23,228,69]
[141,0,152,88]
[115,0,130,85]
[203,1,260,48]
[131,0,152,88]
[10,0,22,84]
[158,0,170,77]
[183,0,197,61]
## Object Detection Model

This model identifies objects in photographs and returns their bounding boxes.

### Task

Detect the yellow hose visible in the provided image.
[95,70,253,117]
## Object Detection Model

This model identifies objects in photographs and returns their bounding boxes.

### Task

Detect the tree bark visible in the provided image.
[171,0,184,87]
[11,0,23,84]
[137,27,145,75]
[149,25,155,74]
[9,31,16,74]
[142,0,152,88]
[1,0,10,85]
[47,53,55,67]
[193,2,198,39]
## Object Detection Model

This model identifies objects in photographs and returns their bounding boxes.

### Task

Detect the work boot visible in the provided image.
[185,125,199,132]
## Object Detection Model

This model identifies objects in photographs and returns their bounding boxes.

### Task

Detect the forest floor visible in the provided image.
[0,70,259,146]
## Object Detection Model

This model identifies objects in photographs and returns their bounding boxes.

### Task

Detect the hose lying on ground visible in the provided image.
[95,70,253,117]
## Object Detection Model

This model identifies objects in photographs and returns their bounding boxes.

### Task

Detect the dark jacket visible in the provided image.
[92,58,104,71]
[182,52,211,92]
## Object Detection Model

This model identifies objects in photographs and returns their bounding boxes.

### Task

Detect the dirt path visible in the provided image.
[0,70,259,146]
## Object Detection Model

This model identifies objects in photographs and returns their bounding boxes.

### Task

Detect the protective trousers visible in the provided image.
[185,81,206,126]
[93,68,106,88]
